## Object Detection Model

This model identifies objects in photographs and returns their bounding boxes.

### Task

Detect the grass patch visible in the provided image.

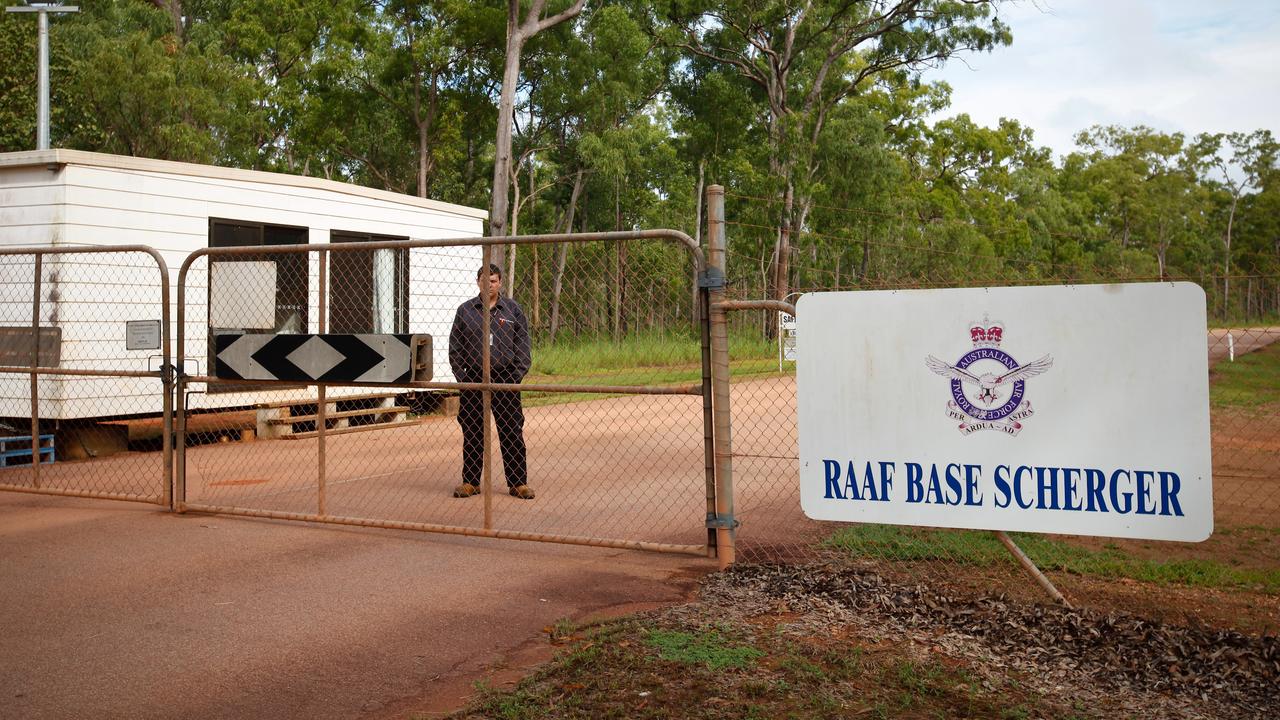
[519,330,785,408]
[644,628,764,670]
[1210,341,1280,408]
[449,614,1086,720]
[825,525,1280,593]
[532,329,774,376]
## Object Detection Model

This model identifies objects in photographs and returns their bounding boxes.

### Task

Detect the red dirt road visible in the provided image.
[0,492,705,720]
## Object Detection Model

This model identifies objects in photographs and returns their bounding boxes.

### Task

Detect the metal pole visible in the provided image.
[36,9,48,150]
[699,267,716,556]
[994,531,1071,607]
[481,245,493,530]
[317,250,327,516]
[706,185,736,569]
[5,4,79,150]
[30,254,42,487]
[155,251,174,510]
[175,254,189,512]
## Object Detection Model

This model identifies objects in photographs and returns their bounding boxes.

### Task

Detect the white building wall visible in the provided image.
[0,151,485,420]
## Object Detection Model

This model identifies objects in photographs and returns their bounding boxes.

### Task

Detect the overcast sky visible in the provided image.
[925,0,1280,161]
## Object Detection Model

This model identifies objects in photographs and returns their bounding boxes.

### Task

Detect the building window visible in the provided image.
[208,219,309,333]
[329,232,409,334]
[207,219,309,393]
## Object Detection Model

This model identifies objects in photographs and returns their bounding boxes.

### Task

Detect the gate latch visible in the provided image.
[705,512,740,530]
[698,267,726,289]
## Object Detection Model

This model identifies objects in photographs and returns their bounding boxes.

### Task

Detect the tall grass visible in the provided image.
[1210,342,1280,408]
[531,329,776,376]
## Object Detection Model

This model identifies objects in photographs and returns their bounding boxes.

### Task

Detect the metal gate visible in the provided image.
[173,230,732,558]
[0,246,172,505]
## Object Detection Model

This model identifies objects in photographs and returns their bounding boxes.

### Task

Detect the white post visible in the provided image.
[5,3,80,151]
[1228,332,1234,362]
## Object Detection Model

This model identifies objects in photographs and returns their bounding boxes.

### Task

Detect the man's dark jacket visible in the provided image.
[448,295,531,383]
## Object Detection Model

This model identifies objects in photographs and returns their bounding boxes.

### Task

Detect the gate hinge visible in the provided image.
[698,268,726,289]
[706,512,740,530]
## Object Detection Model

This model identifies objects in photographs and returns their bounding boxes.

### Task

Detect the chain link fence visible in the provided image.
[3,195,1275,632]
[0,246,171,504]
[174,233,717,555]
[719,193,1280,631]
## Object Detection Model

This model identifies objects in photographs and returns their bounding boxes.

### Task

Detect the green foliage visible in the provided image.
[643,628,764,670]
[0,12,36,152]
[532,328,771,375]
[1210,343,1280,409]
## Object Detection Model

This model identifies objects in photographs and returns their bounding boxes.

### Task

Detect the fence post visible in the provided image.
[706,185,736,568]
[30,254,42,488]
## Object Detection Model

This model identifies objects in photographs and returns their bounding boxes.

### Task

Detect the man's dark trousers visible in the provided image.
[457,369,527,488]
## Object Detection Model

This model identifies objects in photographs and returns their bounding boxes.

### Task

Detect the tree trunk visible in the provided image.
[488,0,585,267]
[549,168,585,340]
[506,165,520,297]
[860,226,871,279]
[530,162,540,326]
[531,246,540,328]
[691,160,705,331]
[488,24,523,269]
[1224,195,1239,319]
[612,178,626,339]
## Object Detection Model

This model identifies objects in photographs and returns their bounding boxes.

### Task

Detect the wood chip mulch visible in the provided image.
[700,563,1279,719]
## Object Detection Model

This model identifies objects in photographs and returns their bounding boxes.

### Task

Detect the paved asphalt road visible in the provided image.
[1207,326,1280,365]
[0,493,706,720]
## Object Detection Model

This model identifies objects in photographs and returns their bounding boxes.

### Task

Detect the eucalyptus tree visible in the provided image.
[0,11,36,151]
[663,0,1010,309]
[217,0,366,172]
[1189,130,1278,309]
[290,0,498,197]
[50,0,255,162]
[488,0,587,271]
[519,2,677,337]
[1075,125,1208,281]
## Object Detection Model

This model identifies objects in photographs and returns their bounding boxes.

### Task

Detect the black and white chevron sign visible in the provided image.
[214,333,430,384]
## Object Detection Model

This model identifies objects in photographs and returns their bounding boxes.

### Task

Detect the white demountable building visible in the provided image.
[0,149,484,435]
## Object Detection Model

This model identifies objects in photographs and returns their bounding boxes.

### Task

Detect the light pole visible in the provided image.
[5,2,80,150]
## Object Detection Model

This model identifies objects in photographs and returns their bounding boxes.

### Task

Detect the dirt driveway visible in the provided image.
[0,492,706,720]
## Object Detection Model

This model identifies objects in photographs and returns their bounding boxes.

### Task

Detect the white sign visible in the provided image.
[125,320,161,351]
[798,282,1212,542]
[210,262,277,329]
[780,312,797,362]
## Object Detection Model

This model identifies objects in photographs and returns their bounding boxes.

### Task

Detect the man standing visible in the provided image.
[448,264,534,499]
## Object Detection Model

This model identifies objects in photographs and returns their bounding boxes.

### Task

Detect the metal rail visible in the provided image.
[0,244,172,506]
[174,229,715,560]
[179,504,708,556]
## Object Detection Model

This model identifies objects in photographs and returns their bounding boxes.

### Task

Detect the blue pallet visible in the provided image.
[0,434,55,467]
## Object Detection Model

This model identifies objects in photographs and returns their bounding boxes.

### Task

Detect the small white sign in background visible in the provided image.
[798,282,1212,542]
[125,319,161,351]
[780,312,797,362]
